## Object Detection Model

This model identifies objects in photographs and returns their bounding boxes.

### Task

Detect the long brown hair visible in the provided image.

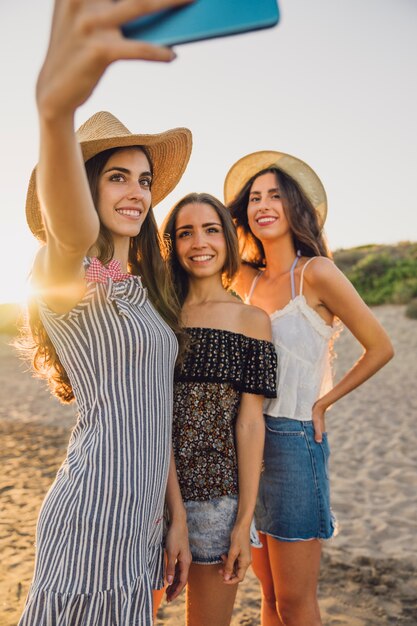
[23,146,182,403]
[162,192,240,305]
[228,167,331,268]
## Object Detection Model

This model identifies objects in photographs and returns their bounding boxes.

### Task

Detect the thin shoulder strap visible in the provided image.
[289,254,300,299]
[299,257,317,295]
[246,271,263,303]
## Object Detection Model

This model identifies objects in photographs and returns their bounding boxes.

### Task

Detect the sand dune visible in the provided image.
[1,305,416,625]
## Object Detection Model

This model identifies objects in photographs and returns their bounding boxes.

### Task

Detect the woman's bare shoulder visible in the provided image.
[234,301,272,342]
[301,256,341,286]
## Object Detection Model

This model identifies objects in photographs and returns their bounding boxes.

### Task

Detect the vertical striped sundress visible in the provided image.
[19,259,178,626]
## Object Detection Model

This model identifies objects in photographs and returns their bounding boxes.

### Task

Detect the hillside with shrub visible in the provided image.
[333,241,417,318]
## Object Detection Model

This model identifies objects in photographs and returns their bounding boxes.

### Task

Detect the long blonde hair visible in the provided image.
[21,147,182,403]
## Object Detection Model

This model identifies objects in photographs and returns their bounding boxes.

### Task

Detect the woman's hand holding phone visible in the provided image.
[36,0,193,117]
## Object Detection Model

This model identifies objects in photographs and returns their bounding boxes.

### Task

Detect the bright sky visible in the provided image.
[1,0,416,304]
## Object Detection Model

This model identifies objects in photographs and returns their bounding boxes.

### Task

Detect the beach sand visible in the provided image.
[1,305,416,625]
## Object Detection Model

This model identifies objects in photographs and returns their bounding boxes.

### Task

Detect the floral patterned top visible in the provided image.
[173,327,277,502]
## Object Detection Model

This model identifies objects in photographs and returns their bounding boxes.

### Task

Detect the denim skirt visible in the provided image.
[255,416,336,542]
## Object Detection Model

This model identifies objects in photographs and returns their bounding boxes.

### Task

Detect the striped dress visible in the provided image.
[19,259,178,626]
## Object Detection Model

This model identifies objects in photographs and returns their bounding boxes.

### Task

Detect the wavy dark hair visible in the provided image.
[23,146,182,403]
[162,192,240,305]
[228,167,331,268]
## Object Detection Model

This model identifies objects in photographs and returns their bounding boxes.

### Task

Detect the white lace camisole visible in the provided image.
[246,256,339,421]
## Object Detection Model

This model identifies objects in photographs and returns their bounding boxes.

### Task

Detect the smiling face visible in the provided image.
[97,148,152,239]
[174,202,227,280]
[247,171,291,242]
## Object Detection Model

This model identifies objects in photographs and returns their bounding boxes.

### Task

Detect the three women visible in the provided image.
[20,2,393,625]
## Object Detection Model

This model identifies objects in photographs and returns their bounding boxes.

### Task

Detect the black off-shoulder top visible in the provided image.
[173,327,277,502]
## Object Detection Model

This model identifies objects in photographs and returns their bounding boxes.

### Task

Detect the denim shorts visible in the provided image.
[255,416,336,542]
[185,495,262,564]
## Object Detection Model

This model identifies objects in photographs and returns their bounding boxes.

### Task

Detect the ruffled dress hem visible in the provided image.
[19,544,164,626]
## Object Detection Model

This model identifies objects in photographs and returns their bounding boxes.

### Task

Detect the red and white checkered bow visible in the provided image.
[85,257,131,283]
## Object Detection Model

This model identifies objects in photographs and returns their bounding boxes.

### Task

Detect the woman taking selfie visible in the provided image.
[156,193,277,626]
[19,0,194,624]
[224,151,394,626]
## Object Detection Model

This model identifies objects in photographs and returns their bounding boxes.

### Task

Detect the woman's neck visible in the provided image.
[184,273,226,305]
[112,236,131,270]
[89,234,131,269]
[262,236,298,279]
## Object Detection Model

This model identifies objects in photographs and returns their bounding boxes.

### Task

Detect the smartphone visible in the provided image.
[122,0,280,46]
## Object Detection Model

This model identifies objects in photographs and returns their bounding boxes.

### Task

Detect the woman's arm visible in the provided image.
[306,258,394,441]
[221,305,270,584]
[33,0,192,301]
[163,447,192,601]
[221,392,265,584]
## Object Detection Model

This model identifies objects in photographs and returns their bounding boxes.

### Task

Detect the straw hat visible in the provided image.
[224,150,327,226]
[26,111,193,241]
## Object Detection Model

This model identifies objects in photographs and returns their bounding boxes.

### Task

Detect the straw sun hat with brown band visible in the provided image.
[26,111,193,242]
[223,150,327,228]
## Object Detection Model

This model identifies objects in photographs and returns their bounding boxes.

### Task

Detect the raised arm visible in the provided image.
[33,0,192,302]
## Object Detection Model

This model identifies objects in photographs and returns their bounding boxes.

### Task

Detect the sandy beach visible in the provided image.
[1,304,416,625]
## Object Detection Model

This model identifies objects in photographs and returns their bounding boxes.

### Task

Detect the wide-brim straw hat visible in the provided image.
[26,111,193,241]
[224,150,327,227]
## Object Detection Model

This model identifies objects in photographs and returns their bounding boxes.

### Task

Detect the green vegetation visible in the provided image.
[333,242,417,308]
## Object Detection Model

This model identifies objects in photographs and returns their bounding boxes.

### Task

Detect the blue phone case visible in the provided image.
[122,0,280,46]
